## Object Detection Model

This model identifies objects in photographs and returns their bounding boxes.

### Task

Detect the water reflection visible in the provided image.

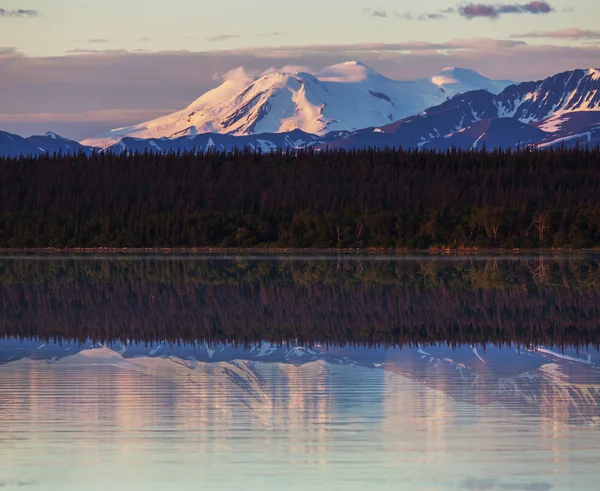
[0,344,599,490]
[1,255,600,490]
[1,254,600,347]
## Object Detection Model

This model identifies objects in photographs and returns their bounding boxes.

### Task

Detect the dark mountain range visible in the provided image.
[421,118,548,150]
[104,129,340,154]
[0,131,93,157]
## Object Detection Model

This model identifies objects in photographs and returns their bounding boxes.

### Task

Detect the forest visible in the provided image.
[1,257,599,348]
[1,146,600,249]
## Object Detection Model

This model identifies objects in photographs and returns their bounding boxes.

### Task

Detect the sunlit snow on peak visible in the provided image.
[317,61,384,83]
[81,62,514,147]
[588,68,600,81]
[428,67,513,95]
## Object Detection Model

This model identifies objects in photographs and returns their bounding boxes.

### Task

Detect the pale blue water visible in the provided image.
[1,346,599,491]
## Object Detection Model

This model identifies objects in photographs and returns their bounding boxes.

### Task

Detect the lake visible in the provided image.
[0,254,599,490]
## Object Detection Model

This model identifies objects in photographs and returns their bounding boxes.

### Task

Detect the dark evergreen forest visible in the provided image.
[1,146,600,249]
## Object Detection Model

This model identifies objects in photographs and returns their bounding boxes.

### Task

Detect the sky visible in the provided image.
[1,0,600,140]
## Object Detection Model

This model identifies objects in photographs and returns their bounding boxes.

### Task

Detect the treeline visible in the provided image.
[1,255,600,291]
[1,147,600,248]
[1,257,599,348]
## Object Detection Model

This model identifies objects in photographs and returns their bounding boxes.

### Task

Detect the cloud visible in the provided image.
[512,28,600,40]
[0,109,176,124]
[247,38,526,56]
[0,8,39,17]
[192,38,524,59]
[414,7,454,20]
[261,65,315,76]
[459,1,554,19]
[384,3,553,22]
[363,9,414,19]
[212,66,257,87]
[256,31,284,37]
[419,13,447,20]
[0,47,23,60]
[66,48,128,54]
[88,39,110,44]
[363,8,388,17]
[206,34,241,42]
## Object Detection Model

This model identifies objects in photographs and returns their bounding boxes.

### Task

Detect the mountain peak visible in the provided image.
[317,61,384,83]
[260,70,317,82]
[428,67,512,95]
[341,61,368,67]
[434,67,486,82]
[81,64,514,147]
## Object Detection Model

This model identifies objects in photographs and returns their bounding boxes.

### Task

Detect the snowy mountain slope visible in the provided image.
[320,68,600,150]
[0,131,93,157]
[422,67,513,98]
[497,68,600,121]
[534,111,600,148]
[81,62,514,148]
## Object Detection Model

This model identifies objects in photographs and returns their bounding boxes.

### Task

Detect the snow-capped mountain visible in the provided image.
[81,62,513,148]
[4,68,600,157]
[0,130,93,158]
[321,68,600,150]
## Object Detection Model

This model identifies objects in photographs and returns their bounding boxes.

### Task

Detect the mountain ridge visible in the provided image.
[81,62,514,148]
[0,130,92,158]
[320,68,600,150]
[3,67,600,157]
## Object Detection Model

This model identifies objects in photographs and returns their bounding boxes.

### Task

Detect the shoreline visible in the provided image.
[1,247,599,255]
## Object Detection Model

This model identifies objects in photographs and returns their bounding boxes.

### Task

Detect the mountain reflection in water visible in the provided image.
[0,343,599,491]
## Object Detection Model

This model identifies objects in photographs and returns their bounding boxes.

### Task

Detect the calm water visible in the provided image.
[1,255,600,490]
